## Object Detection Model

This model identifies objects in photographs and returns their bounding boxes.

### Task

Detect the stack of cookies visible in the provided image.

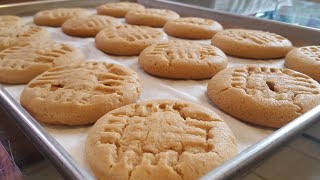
[1,1,320,180]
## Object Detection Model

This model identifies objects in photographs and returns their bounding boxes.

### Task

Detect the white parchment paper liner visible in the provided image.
[3,14,283,175]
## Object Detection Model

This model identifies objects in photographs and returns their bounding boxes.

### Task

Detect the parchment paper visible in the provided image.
[2,13,281,175]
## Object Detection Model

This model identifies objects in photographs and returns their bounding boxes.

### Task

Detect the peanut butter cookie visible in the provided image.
[0,15,23,28]
[0,25,52,51]
[211,29,293,59]
[164,17,223,39]
[62,15,121,37]
[34,8,90,27]
[95,25,166,56]
[207,65,320,128]
[20,62,141,125]
[97,2,144,18]
[0,42,84,84]
[125,8,180,27]
[285,46,320,82]
[139,41,227,79]
[86,99,237,180]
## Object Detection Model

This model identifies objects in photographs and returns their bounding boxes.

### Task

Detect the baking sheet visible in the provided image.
[2,10,281,175]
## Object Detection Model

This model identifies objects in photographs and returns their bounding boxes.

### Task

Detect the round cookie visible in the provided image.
[0,15,23,28]
[207,65,320,128]
[211,29,293,59]
[20,62,141,125]
[33,8,90,27]
[0,25,52,51]
[164,17,223,39]
[86,99,237,180]
[0,42,84,84]
[125,8,180,27]
[95,25,167,56]
[139,41,227,79]
[62,15,121,37]
[285,46,320,82]
[96,2,144,18]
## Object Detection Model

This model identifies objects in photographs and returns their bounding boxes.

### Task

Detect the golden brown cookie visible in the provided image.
[285,46,320,82]
[211,29,293,59]
[62,15,121,37]
[164,17,223,39]
[207,65,320,128]
[139,41,228,79]
[86,99,237,180]
[0,42,84,84]
[0,25,52,51]
[20,62,141,125]
[33,8,90,27]
[95,25,167,56]
[125,8,180,27]
[0,15,23,28]
[96,2,144,18]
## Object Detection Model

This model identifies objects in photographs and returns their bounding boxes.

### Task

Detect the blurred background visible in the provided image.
[0,0,320,28]
[171,0,320,29]
[1,0,319,28]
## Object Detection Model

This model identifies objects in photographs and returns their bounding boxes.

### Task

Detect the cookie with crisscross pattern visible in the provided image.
[0,42,83,84]
[34,8,90,27]
[211,29,293,59]
[164,17,223,39]
[95,25,167,55]
[0,15,23,28]
[0,25,52,51]
[285,46,320,82]
[97,2,144,18]
[62,15,121,37]
[86,99,237,180]
[125,8,180,27]
[20,62,141,125]
[207,65,320,128]
[139,41,227,79]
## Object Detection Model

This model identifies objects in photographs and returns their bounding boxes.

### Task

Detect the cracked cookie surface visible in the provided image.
[20,62,141,125]
[211,29,293,59]
[207,65,320,128]
[33,8,90,27]
[0,42,84,84]
[285,46,320,82]
[125,8,180,27]
[95,25,166,56]
[164,17,223,39]
[86,99,237,180]
[139,41,227,79]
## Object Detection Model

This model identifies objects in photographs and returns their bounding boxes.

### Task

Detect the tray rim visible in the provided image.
[139,0,320,46]
[0,0,320,179]
[146,0,320,32]
[0,87,93,180]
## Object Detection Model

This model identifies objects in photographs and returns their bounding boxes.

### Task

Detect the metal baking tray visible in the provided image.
[0,0,320,179]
